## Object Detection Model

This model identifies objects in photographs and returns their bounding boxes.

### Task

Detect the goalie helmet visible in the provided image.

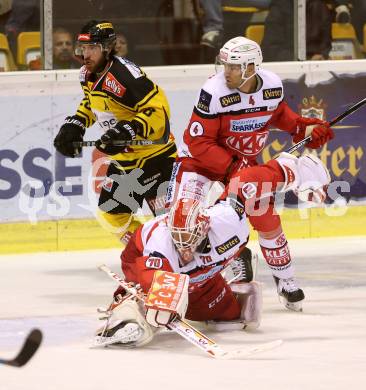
[218,36,263,79]
[167,198,210,262]
[75,20,116,56]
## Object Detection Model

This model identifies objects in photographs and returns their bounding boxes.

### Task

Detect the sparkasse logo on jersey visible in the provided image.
[103,72,126,97]
[263,87,282,100]
[230,116,271,132]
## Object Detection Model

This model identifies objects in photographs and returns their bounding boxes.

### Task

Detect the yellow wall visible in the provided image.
[1,206,365,254]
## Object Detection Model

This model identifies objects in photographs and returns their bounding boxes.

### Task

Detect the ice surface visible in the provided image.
[1,237,366,390]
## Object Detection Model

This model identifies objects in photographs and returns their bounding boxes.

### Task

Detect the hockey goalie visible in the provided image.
[95,152,330,348]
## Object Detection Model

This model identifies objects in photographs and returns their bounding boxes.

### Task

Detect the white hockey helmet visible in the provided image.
[167,198,210,262]
[218,36,263,79]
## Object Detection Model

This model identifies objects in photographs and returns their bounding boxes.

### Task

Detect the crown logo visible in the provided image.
[299,95,327,120]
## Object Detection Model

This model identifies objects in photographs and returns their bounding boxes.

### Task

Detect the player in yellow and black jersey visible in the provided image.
[54,20,177,244]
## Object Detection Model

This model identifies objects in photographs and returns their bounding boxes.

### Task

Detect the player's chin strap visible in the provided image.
[97,264,282,360]
[238,71,256,89]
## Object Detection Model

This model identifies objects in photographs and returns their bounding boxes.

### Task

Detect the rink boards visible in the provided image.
[0,206,365,254]
[0,61,366,253]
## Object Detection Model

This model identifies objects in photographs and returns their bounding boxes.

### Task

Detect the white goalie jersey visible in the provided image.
[138,199,250,289]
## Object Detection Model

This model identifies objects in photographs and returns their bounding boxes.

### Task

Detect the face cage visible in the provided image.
[170,221,207,252]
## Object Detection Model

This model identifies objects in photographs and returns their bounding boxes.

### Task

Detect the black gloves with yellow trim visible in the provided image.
[95,120,137,155]
[54,116,86,158]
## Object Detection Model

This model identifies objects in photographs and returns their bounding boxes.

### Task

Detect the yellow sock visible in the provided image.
[96,211,142,245]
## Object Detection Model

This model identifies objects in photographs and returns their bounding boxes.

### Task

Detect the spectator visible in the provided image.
[333,1,351,23]
[199,0,223,48]
[330,1,366,44]
[0,0,12,33]
[115,32,128,57]
[4,0,39,57]
[198,1,271,49]
[53,27,81,69]
[261,0,333,61]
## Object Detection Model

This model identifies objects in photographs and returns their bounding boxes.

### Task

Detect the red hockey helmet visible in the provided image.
[167,198,210,262]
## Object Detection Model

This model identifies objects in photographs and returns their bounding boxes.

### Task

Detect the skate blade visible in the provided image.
[279,296,303,312]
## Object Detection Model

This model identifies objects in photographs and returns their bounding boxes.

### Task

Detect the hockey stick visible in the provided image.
[286,96,366,154]
[73,139,165,147]
[0,329,42,367]
[98,264,282,359]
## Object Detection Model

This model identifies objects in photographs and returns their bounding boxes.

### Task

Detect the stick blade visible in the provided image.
[217,339,283,360]
[6,329,43,367]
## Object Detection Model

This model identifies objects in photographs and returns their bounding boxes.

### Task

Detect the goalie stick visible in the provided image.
[98,264,282,360]
[286,96,366,154]
[0,328,42,367]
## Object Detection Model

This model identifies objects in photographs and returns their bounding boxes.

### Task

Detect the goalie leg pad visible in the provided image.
[95,299,155,348]
[207,281,263,331]
[231,281,263,329]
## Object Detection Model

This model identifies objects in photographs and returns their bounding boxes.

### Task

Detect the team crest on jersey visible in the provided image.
[263,87,282,100]
[215,235,240,255]
[103,72,126,97]
[197,89,212,112]
[220,92,241,107]
[299,95,326,120]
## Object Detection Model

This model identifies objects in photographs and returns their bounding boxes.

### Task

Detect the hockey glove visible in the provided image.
[54,116,85,157]
[145,271,189,328]
[95,120,137,155]
[293,117,334,149]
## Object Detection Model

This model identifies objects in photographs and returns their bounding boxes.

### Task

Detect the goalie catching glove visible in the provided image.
[145,271,189,328]
[54,116,86,157]
[94,271,189,348]
[95,120,137,155]
[293,117,334,149]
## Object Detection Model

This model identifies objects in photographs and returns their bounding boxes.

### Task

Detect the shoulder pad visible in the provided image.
[195,73,227,114]
[114,56,144,79]
[259,69,283,89]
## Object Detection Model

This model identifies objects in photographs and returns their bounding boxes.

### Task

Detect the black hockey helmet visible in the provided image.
[75,20,116,55]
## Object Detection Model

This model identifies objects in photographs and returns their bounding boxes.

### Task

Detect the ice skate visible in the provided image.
[227,247,256,284]
[273,276,305,312]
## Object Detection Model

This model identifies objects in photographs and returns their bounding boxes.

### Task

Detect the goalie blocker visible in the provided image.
[145,271,189,327]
